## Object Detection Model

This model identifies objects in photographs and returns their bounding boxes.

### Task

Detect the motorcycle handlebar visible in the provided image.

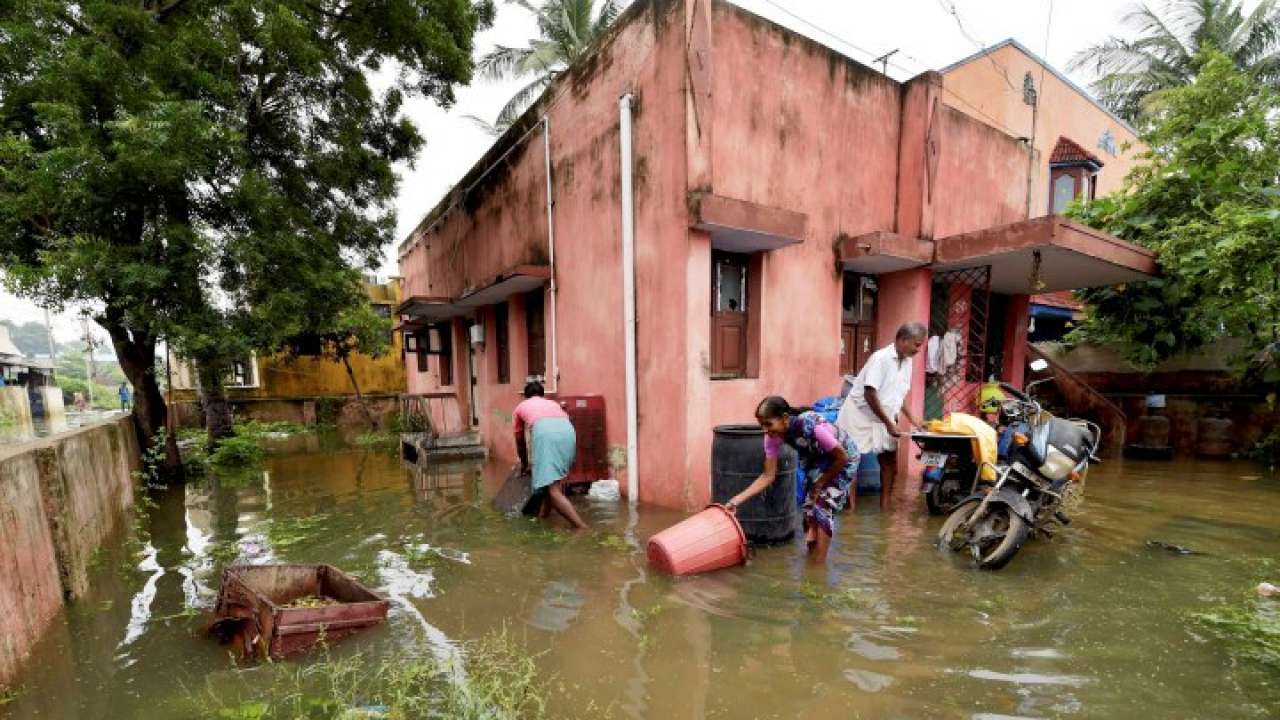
[999,382,1031,402]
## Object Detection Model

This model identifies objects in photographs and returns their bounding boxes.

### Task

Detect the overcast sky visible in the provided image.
[0,0,1181,346]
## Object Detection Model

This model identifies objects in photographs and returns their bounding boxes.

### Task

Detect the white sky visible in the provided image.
[0,0,1187,345]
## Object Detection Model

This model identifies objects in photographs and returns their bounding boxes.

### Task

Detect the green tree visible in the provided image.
[1071,0,1280,122]
[0,1,493,472]
[1069,50,1280,383]
[282,297,393,428]
[468,0,620,133]
[0,319,55,357]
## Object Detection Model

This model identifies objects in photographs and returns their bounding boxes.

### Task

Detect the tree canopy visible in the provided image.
[1071,0,1280,122]
[469,0,619,132]
[1069,50,1280,382]
[0,0,493,464]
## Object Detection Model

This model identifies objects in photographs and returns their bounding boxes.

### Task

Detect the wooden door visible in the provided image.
[853,325,875,372]
[711,252,748,377]
[840,324,857,375]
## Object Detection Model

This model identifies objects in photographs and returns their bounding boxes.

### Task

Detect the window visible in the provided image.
[526,289,546,379]
[435,323,454,386]
[415,330,429,372]
[495,302,510,384]
[1051,170,1078,213]
[711,250,760,378]
[417,323,453,384]
[227,357,257,387]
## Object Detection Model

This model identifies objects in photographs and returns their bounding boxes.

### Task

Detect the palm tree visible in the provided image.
[467,0,622,134]
[1070,0,1280,122]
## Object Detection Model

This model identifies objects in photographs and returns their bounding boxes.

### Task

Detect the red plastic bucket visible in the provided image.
[647,505,747,576]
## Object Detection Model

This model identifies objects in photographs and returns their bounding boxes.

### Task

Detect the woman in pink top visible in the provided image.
[514,381,587,529]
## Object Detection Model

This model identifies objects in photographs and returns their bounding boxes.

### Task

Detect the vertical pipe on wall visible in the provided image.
[619,94,639,505]
[543,116,559,393]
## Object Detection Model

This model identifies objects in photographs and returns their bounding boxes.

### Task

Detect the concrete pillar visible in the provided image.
[1002,294,1031,388]
[874,267,932,485]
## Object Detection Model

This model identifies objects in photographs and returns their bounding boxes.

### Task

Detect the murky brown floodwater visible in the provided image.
[3,434,1278,719]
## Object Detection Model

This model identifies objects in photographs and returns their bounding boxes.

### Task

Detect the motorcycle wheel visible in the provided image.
[938,499,1029,570]
[925,470,967,516]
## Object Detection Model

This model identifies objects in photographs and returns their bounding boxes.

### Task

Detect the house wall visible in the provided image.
[941,42,1143,216]
[169,281,406,411]
[398,0,688,480]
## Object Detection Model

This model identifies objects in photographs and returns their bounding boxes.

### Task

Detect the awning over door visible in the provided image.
[837,231,935,274]
[689,192,807,253]
[395,295,467,321]
[456,264,550,307]
[933,215,1156,294]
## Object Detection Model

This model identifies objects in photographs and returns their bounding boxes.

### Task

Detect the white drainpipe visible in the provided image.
[619,94,639,506]
[543,116,559,393]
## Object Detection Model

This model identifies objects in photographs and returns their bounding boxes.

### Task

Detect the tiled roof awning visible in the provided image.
[934,215,1156,294]
[690,192,807,253]
[838,231,935,274]
[1050,136,1104,169]
[456,265,550,307]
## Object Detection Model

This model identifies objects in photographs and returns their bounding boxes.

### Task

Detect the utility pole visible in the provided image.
[80,313,98,407]
[872,48,899,77]
[43,308,57,362]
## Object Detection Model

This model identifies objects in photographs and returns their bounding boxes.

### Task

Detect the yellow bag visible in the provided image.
[924,412,998,481]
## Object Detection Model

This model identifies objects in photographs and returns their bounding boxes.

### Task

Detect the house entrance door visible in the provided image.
[841,274,877,376]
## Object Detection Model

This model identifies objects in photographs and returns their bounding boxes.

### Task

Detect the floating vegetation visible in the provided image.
[352,431,398,447]
[595,533,630,551]
[798,582,870,610]
[188,629,550,720]
[1191,599,1280,671]
[266,514,331,551]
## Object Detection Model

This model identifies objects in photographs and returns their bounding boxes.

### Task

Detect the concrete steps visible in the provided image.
[400,431,487,465]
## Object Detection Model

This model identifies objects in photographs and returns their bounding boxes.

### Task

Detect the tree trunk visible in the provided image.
[342,354,378,429]
[101,316,184,485]
[195,361,235,448]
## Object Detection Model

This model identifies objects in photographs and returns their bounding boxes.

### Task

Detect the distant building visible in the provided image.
[167,279,407,427]
[0,324,64,426]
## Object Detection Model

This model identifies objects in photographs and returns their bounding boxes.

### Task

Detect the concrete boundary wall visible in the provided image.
[0,416,139,687]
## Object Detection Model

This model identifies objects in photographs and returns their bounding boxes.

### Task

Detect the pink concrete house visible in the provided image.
[395,0,1156,510]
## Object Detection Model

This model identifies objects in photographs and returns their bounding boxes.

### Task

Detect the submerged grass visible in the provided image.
[190,629,550,720]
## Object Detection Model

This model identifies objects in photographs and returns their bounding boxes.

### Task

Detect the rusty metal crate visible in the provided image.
[212,563,389,660]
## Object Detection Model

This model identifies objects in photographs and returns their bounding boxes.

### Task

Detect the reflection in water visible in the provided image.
[116,543,162,652]
[2,449,1279,719]
[528,581,585,632]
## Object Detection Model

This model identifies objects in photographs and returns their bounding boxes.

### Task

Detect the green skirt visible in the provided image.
[531,417,577,491]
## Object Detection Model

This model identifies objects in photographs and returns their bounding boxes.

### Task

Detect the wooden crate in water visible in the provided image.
[212,564,389,659]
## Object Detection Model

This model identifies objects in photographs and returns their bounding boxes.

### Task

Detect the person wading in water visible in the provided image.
[725,396,859,562]
[513,381,588,530]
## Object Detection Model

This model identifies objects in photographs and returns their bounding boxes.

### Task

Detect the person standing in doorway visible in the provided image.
[837,322,926,509]
[118,381,131,412]
[514,381,588,530]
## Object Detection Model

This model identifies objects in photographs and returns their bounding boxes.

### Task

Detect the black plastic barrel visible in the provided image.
[711,425,798,545]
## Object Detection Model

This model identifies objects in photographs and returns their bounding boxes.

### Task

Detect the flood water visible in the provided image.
[4,435,1279,718]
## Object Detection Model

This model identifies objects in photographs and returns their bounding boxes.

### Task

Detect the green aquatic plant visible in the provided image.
[352,431,398,448]
[798,582,870,610]
[1192,600,1280,670]
[190,629,550,719]
[208,437,266,468]
[265,515,331,551]
[595,532,630,551]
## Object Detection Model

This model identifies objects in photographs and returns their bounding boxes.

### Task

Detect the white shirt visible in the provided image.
[837,343,914,453]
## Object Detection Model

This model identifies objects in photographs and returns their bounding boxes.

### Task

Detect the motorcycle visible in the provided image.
[911,411,999,515]
[937,360,1101,570]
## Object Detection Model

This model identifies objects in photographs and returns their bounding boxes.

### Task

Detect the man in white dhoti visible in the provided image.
[837,322,926,509]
